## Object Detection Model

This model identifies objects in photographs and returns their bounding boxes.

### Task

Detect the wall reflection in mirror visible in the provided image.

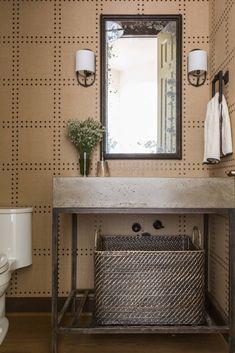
[101,15,182,159]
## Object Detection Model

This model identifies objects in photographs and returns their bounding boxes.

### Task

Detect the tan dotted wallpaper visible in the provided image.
[209,0,235,177]
[2,0,229,300]
[206,0,235,317]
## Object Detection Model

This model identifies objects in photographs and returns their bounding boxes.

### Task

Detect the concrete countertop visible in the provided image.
[53,177,235,209]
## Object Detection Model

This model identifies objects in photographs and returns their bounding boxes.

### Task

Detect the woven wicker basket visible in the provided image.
[95,234,205,326]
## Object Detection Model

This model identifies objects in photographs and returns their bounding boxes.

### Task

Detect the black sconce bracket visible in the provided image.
[187,70,207,87]
[76,71,95,87]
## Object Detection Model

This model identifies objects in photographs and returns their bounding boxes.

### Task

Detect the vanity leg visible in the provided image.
[203,214,209,294]
[71,214,78,314]
[229,209,235,353]
[52,210,59,353]
[52,330,58,353]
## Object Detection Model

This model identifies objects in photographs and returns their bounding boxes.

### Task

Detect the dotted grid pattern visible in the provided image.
[209,0,235,177]
[206,0,235,317]
[209,214,229,316]
[0,0,209,297]
[58,213,204,295]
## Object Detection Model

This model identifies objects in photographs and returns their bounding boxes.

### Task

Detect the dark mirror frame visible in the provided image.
[100,14,182,160]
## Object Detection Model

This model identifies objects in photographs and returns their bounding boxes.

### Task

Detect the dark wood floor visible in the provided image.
[0,313,228,353]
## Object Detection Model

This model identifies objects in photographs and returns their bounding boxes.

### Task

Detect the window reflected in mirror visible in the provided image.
[101,15,182,159]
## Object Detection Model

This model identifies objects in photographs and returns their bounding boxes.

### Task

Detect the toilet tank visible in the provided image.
[0,208,33,270]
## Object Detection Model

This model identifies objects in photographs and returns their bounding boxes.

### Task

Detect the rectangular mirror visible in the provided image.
[101,15,182,159]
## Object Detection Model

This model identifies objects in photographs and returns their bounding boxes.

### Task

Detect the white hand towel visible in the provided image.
[203,93,220,164]
[203,92,233,164]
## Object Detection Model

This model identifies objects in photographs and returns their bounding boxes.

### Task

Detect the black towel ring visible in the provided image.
[212,70,229,103]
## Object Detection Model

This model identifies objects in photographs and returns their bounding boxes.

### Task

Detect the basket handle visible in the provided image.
[94,229,100,250]
[192,226,202,249]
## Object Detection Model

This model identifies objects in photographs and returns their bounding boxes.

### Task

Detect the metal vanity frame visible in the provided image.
[51,178,235,353]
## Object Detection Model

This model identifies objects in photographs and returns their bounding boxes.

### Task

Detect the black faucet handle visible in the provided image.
[153,220,164,230]
[132,222,142,233]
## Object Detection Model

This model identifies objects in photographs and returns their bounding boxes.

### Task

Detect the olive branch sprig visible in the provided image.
[67,118,105,154]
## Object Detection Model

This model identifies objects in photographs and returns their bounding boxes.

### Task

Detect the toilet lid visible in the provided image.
[0,253,9,274]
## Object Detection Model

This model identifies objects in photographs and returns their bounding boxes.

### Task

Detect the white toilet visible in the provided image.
[0,207,32,344]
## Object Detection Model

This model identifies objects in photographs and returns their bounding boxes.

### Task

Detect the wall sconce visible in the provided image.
[75,49,95,87]
[187,49,207,87]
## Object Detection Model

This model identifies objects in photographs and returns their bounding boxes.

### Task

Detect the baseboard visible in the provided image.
[6,296,94,313]
[6,297,59,312]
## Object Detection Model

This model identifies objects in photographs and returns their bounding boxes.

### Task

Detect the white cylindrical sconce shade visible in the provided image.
[187,49,207,87]
[76,49,95,74]
[188,49,207,74]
